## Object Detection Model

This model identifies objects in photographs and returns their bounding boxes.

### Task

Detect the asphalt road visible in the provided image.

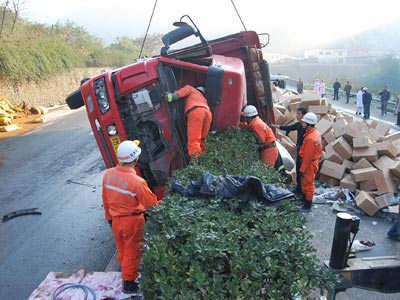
[304,94,400,300]
[1,100,399,299]
[0,107,115,299]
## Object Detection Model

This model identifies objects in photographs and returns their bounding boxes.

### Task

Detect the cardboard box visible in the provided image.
[340,174,357,192]
[323,130,336,144]
[374,193,397,209]
[283,111,297,125]
[316,118,332,136]
[320,160,346,180]
[375,122,391,137]
[373,169,398,194]
[391,161,400,178]
[325,143,344,164]
[332,118,347,138]
[359,178,378,191]
[332,137,353,160]
[355,191,380,216]
[371,141,397,158]
[308,105,329,115]
[350,167,377,182]
[318,174,340,187]
[365,119,378,129]
[273,107,285,125]
[391,139,400,156]
[352,148,378,162]
[287,97,302,105]
[301,96,321,108]
[342,159,354,172]
[288,102,301,112]
[274,104,286,115]
[372,156,396,170]
[352,137,370,149]
[352,158,373,170]
[342,112,354,124]
[367,128,384,143]
[342,125,364,143]
[383,131,400,141]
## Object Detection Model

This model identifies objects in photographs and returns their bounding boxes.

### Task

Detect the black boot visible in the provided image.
[123,279,139,294]
[299,200,312,212]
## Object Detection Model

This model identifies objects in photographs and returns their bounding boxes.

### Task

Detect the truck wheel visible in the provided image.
[66,89,84,109]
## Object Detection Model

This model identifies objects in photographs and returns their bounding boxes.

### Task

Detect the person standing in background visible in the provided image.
[320,80,326,98]
[297,77,304,94]
[356,87,364,116]
[378,85,390,115]
[343,81,352,103]
[333,79,341,100]
[362,87,372,120]
[271,107,308,194]
[395,96,400,126]
[313,79,320,95]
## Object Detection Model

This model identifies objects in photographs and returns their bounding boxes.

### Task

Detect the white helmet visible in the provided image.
[196,86,205,94]
[243,105,258,117]
[117,140,141,163]
[301,112,318,125]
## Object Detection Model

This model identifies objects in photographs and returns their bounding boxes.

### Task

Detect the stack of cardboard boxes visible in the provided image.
[272,88,400,216]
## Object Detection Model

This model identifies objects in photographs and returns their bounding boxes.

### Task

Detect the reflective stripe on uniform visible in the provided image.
[104,184,137,198]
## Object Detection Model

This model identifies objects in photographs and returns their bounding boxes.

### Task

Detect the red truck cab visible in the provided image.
[66,21,274,198]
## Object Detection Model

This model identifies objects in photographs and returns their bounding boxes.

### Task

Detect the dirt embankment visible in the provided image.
[0,68,103,138]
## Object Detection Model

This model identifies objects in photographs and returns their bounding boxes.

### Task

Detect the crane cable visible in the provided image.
[138,0,158,59]
[230,0,247,32]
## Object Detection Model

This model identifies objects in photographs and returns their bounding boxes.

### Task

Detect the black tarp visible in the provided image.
[172,172,295,205]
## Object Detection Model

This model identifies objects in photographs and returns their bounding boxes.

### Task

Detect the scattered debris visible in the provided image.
[2,208,42,222]
[66,179,97,189]
[352,239,375,252]
[0,96,48,131]
[273,88,400,217]
[0,124,22,132]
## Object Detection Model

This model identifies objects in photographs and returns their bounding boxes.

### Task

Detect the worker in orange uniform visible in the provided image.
[298,112,322,212]
[165,85,212,158]
[241,105,284,173]
[102,140,161,294]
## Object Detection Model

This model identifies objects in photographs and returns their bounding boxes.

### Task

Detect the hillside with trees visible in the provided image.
[0,2,163,106]
[0,3,163,84]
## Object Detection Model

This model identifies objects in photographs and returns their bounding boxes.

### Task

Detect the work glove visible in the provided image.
[107,220,112,227]
[165,92,179,102]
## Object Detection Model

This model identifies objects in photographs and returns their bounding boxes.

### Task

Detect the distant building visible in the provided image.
[304,49,400,64]
[263,52,293,63]
[304,49,347,63]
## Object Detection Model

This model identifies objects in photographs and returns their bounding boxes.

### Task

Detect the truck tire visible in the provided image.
[66,89,84,109]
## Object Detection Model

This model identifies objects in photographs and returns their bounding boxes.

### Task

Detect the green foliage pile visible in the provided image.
[141,129,336,300]
[0,6,163,84]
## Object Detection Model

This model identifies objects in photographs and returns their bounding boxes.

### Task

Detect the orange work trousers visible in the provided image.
[260,146,279,166]
[300,161,319,202]
[111,214,145,281]
[187,107,212,158]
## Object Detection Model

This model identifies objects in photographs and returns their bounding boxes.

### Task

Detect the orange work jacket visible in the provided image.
[248,116,276,146]
[299,127,322,173]
[102,165,160,220]
[175,85,210,114]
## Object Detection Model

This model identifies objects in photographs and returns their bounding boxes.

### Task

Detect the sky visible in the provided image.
[21,0,400,55]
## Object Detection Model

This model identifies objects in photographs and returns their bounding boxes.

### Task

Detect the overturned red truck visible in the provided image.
[66,18,275,198]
